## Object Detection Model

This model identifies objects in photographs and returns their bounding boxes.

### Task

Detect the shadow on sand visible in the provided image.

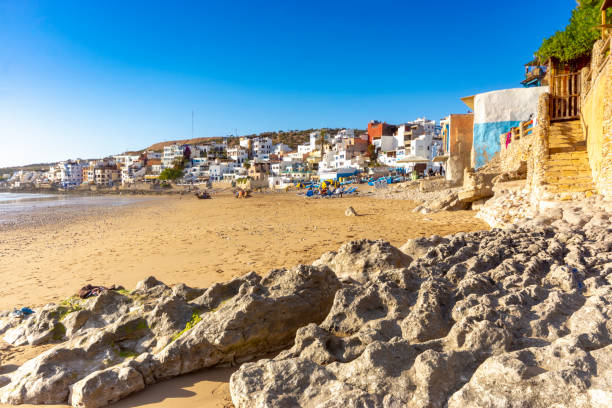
[112,365,237,407]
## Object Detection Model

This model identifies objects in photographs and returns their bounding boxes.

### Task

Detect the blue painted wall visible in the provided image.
[473,121,519,168]
[444,123,450,153]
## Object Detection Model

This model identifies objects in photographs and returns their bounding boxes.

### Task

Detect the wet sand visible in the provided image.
[0,192,489,407]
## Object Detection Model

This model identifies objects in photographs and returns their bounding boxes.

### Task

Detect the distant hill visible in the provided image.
[2,128,366,173]
[0,163,53,174]
[145,137,226,152]
[144,128,366,152]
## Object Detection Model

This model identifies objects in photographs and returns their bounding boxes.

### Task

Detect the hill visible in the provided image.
[144,128,366,152]
[0,163,53,175]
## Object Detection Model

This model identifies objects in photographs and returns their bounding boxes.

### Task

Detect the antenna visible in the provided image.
[191,110,194,139]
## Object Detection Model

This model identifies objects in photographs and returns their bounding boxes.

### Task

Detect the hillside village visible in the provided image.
[2,2,611,218]
[0,118,444,191]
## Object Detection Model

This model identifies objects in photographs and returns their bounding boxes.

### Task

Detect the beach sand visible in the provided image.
[0,192,488,407]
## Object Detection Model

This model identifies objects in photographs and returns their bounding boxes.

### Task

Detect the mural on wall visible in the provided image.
[472,87,548,168]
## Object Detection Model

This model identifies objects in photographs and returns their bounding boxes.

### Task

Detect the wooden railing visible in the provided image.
[502,119,534,149]
[550,71,581,121]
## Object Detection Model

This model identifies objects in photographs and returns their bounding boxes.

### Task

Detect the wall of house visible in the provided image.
[472,87,548,169]
[582,44,612,198]
[446,114,473,184]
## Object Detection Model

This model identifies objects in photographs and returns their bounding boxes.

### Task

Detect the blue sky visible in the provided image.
[0,0,575,167]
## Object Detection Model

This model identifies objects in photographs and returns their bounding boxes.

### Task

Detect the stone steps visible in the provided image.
[543,122,594,195]
[543,184,596,194]
[544,175,594,185]
[548,120,585,153]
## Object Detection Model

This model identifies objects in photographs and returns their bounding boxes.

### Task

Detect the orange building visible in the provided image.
[367,121,398,144]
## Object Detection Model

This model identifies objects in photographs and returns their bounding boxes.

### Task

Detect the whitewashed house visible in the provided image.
[228,147,248,164]
[252,137,273,160]
[272,143,291,156]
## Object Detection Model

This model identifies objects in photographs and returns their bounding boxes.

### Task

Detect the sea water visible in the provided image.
[0,192,142,225]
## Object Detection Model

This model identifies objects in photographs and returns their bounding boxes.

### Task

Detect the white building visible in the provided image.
[145,151,162,160]
[58,160,85,186]
[252,137,273,160]
[162,144,189,168]
[332,129,355,145]
[412,117,439,136]
[297,144,313,155]
[239,137,251,150]
[297,131,324,155]
[121,161,146,184]
[228,147,248,164]
[184,165,208,180]
[272,143,291,155]
[318,148,364,175]
[191,157,208,166]
[9,170,46,186]
[197,142,226,159]
[113,154,140,167]
[270,161,290,176]
[208,161,240,181]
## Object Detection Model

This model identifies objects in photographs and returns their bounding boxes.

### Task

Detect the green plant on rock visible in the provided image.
[57,297,83,321]
[170,311,202,343]
[52,323,66,340]
[119,349,138,359]
[536,0,611,62]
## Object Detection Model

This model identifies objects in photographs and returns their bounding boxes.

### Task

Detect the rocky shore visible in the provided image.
[0,196,610,407]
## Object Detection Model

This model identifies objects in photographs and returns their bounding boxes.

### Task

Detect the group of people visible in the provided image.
[235,189,250,198]
[427,167,445,177]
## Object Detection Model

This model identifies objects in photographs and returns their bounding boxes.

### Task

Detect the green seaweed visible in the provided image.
[52,323,66,340]
[170,311,202,343]
[57,297,83,321]
[119,350,138,359]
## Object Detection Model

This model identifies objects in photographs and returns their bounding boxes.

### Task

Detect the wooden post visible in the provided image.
[603,10,607,38]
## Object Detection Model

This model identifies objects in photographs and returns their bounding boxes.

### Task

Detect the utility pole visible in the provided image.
[320,128,326,157]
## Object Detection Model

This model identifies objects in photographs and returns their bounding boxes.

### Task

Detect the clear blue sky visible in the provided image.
[1,0,575,167]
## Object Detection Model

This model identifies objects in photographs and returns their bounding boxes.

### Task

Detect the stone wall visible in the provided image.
[581,38,612,198]
[498,129,533,174]
[526,93,550,201]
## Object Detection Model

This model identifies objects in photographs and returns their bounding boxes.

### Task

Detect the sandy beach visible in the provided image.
[0,192,488,407]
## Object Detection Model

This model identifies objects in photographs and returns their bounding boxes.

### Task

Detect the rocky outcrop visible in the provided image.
[478,187,610,229]
[0,265,340,407]
[313,239,412,283]
[231,199,612,407]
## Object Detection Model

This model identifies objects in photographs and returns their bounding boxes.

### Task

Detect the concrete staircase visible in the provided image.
[543,120,595,195]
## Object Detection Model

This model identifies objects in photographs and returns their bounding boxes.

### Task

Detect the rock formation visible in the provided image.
[231,197,612,407]
[0,265,340,407]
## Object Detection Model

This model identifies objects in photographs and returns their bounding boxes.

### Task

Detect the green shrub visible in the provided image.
[159,167,183,180]
[537,0,611,62]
